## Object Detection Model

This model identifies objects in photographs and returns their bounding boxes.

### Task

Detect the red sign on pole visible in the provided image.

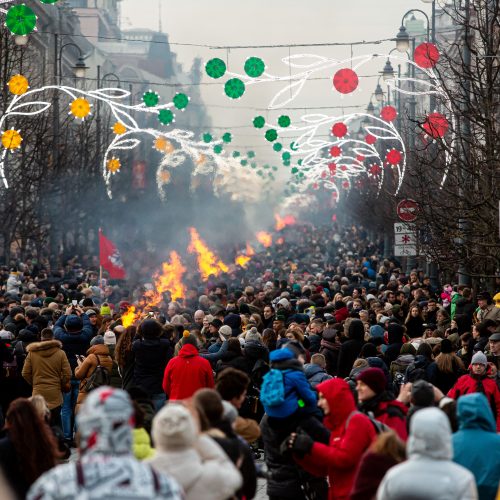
[397,199,419,222]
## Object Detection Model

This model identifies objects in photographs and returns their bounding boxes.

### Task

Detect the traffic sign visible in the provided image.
[394,222,416,234]
[397,199,419,222]
[395,232,417,246]
[394,244,417,256]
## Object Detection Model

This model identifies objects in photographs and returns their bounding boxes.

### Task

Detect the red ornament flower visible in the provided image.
[321,171,327,179]
[329,146,342,157]
[342,181,349,189]
[356,154,365,162]
[414,43,440,69]
[328,162,337,173]
[331,122,348,138]
[381,105,397,122]
[333,68,359,94]
[422,112,449,138]
[340,165,347,171]
[369,164,382,176]
[365,134,376,145]
[386,149,402,166]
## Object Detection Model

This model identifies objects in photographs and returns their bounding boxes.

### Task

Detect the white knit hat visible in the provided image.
[152,404,197,451]
[103,330,116,345]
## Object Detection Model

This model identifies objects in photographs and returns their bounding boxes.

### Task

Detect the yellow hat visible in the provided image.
[183,330,190,338]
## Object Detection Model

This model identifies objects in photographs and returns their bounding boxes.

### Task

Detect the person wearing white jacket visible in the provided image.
[147,403,242,500]
[376,407,478,500]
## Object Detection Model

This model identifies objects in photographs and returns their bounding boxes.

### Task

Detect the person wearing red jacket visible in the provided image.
[356,367,409,441]
[162,336,214,401]
[285,378,376,500]
[447,350,500,431]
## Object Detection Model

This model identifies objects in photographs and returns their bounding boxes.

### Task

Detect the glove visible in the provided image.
[288,430,314,457]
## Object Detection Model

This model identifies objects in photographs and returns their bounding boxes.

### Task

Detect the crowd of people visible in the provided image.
[0,223,499,499]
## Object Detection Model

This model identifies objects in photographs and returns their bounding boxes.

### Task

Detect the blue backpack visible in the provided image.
[260,368,286,407]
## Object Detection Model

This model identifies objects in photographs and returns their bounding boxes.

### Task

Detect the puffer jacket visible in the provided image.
[296,378,376,500]
[263,348,317,418]
[22,340,71,409]
[448,370,500,432]
[74,344,113,413]
[376,407,478,500]
[452,393,500,500]
[304,363,332,389]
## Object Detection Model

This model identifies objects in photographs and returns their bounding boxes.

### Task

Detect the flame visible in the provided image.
[188,227,229,279]
[246,243,255,256]
[235,254,251,268]
[275,214,296,231]
[153,251,186,301]
[276,237,285,245]
[122,306,137,328]
[256,231,272,248]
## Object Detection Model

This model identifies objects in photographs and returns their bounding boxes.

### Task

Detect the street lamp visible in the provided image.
[395,25,410,52]
[374,81,384,102]
[73,56,89,79]
[381,59,395,81]
[14,35,29,46]
[58,42,89,81]
[366,101,375,114]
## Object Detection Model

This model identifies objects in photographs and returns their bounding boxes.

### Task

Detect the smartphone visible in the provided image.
[72,300,77,306]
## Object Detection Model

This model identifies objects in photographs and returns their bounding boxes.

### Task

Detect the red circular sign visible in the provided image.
[397,199,419,222]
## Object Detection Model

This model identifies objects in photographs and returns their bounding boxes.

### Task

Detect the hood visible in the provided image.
[457,393,496,433]
[316,378,356,429]
[87,344,111,357]
[17,329,39,343]
[304,364,325,377]
[348,319,365,342]
[27,340,62,356]
[408,407,452,460]
[270,347,295,363]
[179,343,199,358]
[243,340,268,359]
[388,323,405,344]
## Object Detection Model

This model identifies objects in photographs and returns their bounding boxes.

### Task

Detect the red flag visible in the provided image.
[99,230,126,279]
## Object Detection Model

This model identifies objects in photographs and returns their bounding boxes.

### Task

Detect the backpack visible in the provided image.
[345,410,391,435]
[84,354,110,392]
[260,368,286,407]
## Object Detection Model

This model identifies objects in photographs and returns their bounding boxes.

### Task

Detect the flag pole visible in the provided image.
[98,227,103,289]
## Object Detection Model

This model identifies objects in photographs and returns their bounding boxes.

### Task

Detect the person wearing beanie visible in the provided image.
[427,338,465,394]
[28,388,183,500]
[448,350,500,431]
[162,336,214,401]
[147,403,241,500]
[132,319,173,412]
[356,367,409,440]
[90,335,104,346]
[383,323,406,366]
[103,331,121,389]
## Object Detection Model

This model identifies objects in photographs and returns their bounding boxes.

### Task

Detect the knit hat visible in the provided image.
[100,305,111,316]
[411,379,435,407]
[219,325,232,341]
[245,327,262,343]
[64,315,83,333]
[90,335,105,346]
[356,367,386,395]
[77,387,133,454]
[85,309,97,317]
[471,351,487,366]
[103,331,116,345]
[440,338,453,354]
[152,404,197,451]
[369,325,385,339]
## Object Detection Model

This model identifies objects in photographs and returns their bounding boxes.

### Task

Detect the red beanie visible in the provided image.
[356,367,386,395]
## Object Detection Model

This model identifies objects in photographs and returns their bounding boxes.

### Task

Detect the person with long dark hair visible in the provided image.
[114,325,137,390]
[0,398,61,498]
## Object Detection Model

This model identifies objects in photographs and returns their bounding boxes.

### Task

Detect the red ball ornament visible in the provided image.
[329,146,342,157]
[414,43,440,69]
[386,149,402,166]
[380,105,397,122]
[333,68,359,94]
[365,134,376,145]
[331,122,348,138]
[328,162,337,174]
[422,112,449,138]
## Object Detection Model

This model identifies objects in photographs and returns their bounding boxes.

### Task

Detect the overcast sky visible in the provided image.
[120,0,431,161]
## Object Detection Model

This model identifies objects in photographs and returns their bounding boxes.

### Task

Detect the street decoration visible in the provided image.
[1,0,59,36]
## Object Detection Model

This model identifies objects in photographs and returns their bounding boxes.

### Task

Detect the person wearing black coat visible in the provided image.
[319,328,341,376]
[215,339,250,375]
[132,319,172,412]
[13,328,39,398]
[337,319,365,378]
[383,323,406,366]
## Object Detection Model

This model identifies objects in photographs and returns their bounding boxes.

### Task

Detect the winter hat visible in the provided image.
[85,309,97,317]
[100,305,111,316]
[471,351,487,366]
[411,379,435,407]
[219,325,232,341]
[369,325,385,339]
[245,327,262,343]
[379,315,391,325]
[103,331,116,345]
[209,318,223,329]
[356,367,386,395]
[64,315,83,333]
[77,387,133,454]
[152,404,197,451]
[82,298,95,307]
[275,312,286,322]
[440,338,453,354]
[277,298,290,309]
[90,335,105,346]
[366,294,377,302]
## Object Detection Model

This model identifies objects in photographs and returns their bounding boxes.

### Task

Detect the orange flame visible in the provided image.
[275,214,296,231]
[246,243,255,256]
[188,227,229,279]
[235,254,251,268]
[151,251,186,302]
[122,306,137,328]
[276,237,285,245]
[256,231,273,248]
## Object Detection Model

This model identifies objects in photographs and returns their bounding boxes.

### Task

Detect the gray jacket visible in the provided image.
[376,407,478,500]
